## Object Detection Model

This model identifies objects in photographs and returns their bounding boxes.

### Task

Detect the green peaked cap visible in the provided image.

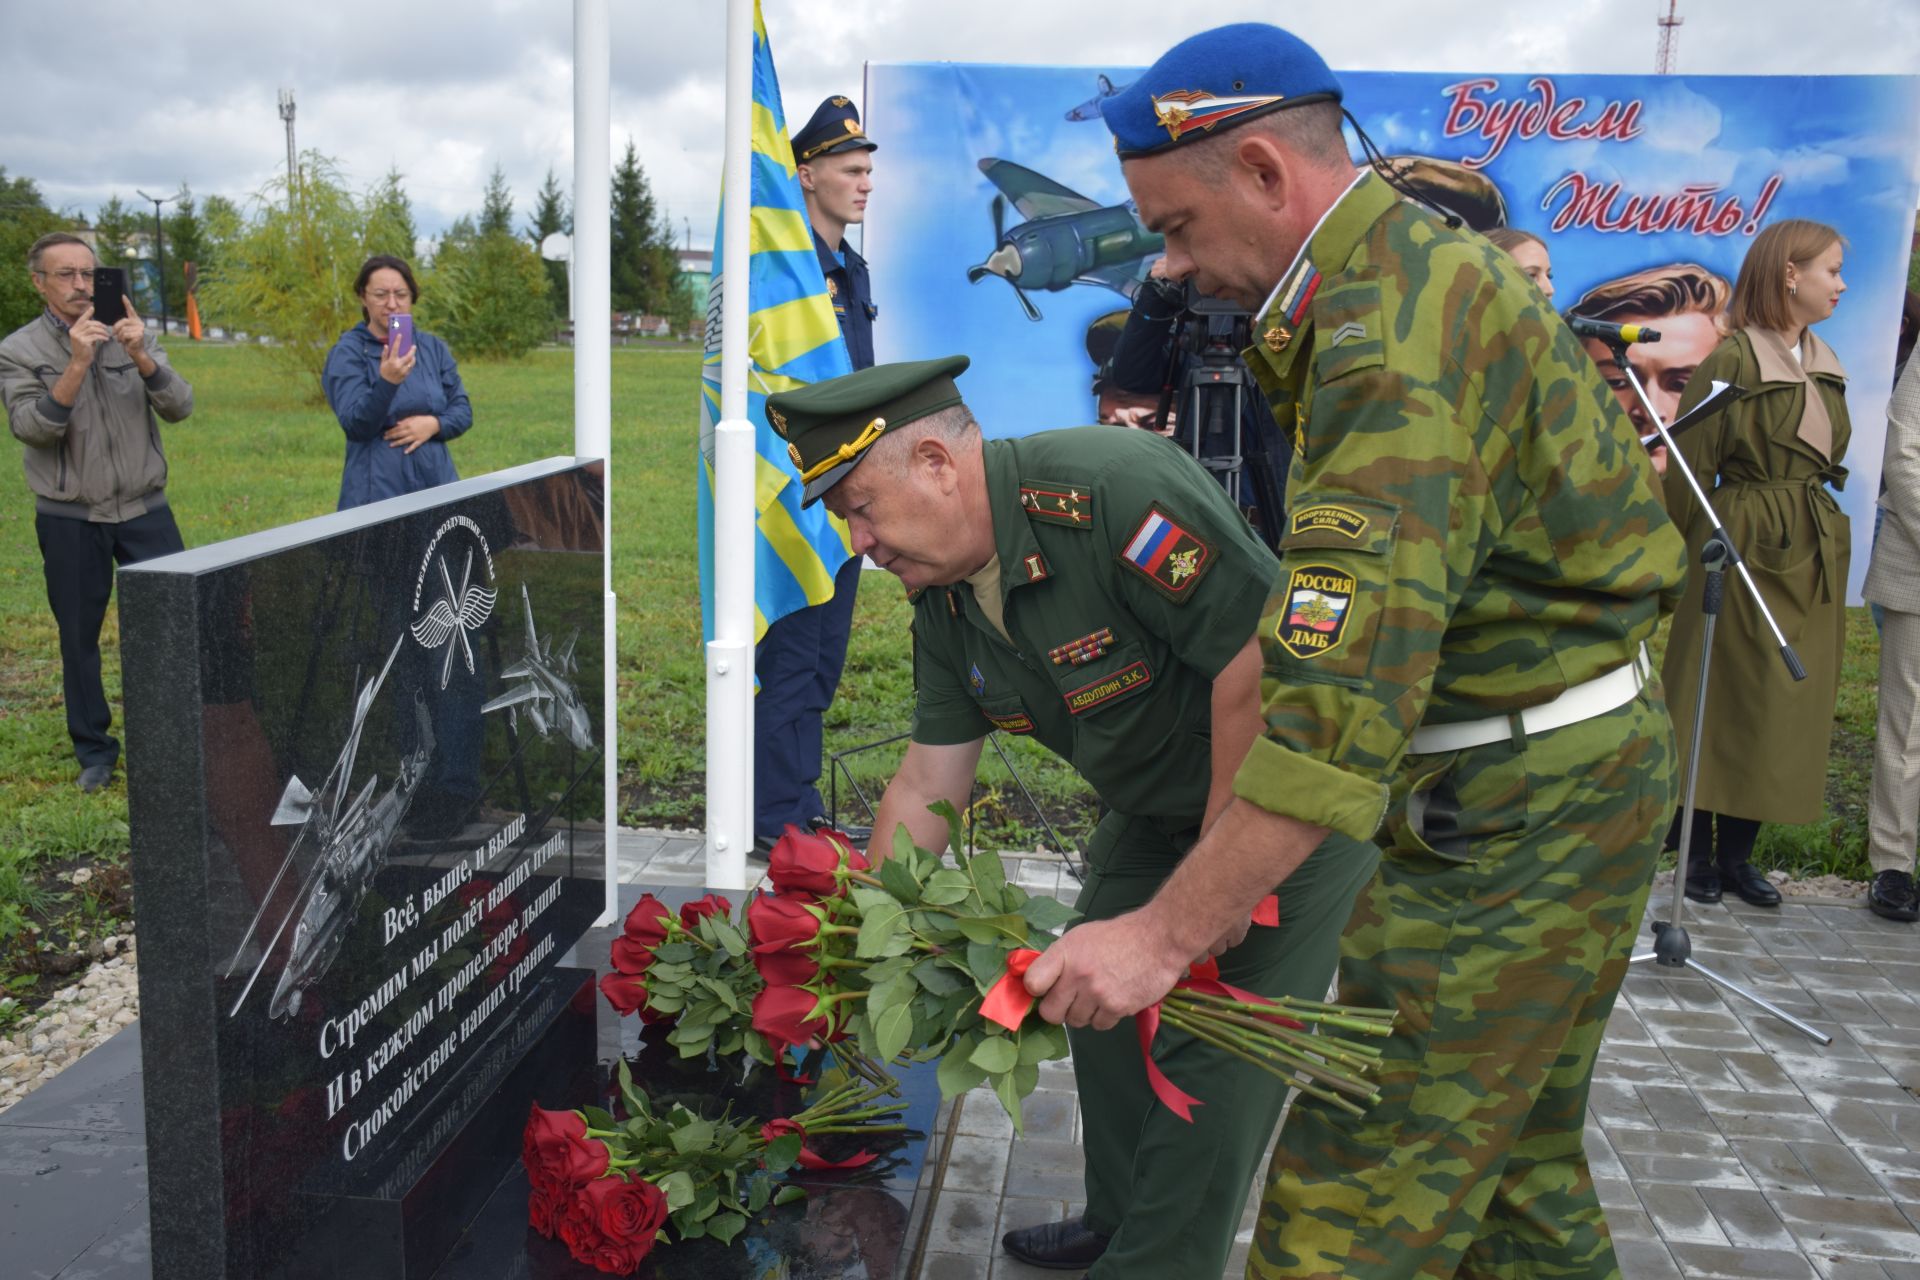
[767,355,972,506]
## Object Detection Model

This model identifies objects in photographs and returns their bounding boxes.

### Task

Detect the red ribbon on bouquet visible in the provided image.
[1251,895,1280,927]
[980,948,1041,1031]
[760,1119,877,1171]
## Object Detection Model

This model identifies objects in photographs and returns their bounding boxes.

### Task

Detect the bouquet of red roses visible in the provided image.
[521,1060,906,1274]
[606,810,1396,1133]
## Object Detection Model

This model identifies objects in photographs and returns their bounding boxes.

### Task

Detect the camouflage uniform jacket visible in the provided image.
[1231,172,1685,841]
[910,426,1277,829]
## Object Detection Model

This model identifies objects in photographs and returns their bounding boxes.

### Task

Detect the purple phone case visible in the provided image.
[389,314,415,359]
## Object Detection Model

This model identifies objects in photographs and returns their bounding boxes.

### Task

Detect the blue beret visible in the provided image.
[1102,23,1343,160]
[792,95,877,165]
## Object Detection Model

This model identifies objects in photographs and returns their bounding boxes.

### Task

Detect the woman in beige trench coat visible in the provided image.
[1661,219,1853,908]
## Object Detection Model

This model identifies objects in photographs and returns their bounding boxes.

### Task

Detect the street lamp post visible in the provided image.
[135,189,174,336]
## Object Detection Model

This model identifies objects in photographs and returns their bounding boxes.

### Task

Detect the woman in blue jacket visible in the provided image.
[323,255,473,510]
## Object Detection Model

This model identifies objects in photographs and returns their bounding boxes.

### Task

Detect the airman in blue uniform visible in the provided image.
[753,96,882,853]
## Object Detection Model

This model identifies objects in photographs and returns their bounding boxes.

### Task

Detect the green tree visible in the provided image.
[479,164,514,238]
[363,168,418,262]
[609,139,678,319]
[0,168,68,334]
[198,152,369,397]
[424,221,551,360]
[527,167,570,321]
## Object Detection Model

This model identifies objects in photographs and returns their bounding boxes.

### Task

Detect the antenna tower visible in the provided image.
[1656,0,1683,74]
[277,89,298,187]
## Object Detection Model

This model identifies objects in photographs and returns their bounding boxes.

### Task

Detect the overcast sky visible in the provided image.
[3,0,1915,252]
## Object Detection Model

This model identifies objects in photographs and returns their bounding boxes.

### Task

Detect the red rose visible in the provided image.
[678,892,732,931]
[598,970,646,1016]
[528,1183,563,1238]
[767,825,870,896]
[621,894,673,947]
[583,1238,649,1275]
[558,1190,600,1253]
[754,947,820,987]
[752,982,834,1052]
[747,891,825,953]
[608,933,658,976]
[598,971,670,1025]
[579,1172,668,1247]
[522,1105,610,1187]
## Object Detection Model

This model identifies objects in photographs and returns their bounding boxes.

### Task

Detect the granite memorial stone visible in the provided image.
[119,458,608,1279]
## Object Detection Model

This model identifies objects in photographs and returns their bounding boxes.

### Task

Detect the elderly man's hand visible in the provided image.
[1021,912,1191,1031]
[66,307,110,370]
[111,301,147,359]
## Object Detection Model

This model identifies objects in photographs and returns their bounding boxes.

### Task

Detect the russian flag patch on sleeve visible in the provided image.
[1119,505,1214,601]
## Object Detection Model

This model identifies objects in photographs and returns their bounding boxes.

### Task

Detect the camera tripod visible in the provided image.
[1612,339,1831,1046]
[1155,305,1288,548]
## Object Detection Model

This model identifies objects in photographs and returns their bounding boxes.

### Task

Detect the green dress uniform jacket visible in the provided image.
[1660,327,1852,825]
[1232,171,1687,1280]
[910,427,1273,819]
[909,424,1381,1280]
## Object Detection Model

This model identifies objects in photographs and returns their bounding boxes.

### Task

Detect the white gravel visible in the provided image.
[0,935,138,1116]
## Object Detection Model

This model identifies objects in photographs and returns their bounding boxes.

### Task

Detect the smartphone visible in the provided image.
[91,267,128,326]
[388,313,415,360]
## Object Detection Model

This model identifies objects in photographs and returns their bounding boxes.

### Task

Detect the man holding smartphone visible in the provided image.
[0,232,193,792]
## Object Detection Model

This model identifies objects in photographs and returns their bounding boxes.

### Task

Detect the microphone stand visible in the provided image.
[1612,338,1830,1045]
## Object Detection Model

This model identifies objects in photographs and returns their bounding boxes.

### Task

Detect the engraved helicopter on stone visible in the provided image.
[481,583,593,752]
[224,634,433,1019]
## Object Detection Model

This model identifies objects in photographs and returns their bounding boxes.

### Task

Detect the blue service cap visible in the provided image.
[792,95,877,165]
[1101,23,1343,160]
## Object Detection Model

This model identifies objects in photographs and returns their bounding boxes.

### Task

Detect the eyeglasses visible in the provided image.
[35,268,95,284]
[365,289,412,304]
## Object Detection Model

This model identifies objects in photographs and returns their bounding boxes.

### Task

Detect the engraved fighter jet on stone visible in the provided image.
[966,159,1165,321]
[224,635,434,1019]
[482,584,593,752]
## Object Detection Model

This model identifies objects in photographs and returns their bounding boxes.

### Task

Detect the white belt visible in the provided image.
[1408,647,1649,755]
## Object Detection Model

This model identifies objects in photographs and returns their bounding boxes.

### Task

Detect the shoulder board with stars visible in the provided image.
[1018,479,1093,528]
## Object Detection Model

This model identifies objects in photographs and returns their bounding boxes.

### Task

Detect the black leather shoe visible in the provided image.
[77,763,113,793]
[1683,868,1722,904]
[1722,862,1782,908]
[1001,1216,1111,1271]
[1869,870,1920,922]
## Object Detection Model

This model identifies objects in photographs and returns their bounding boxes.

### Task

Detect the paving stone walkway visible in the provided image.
[622,830,1920,1279]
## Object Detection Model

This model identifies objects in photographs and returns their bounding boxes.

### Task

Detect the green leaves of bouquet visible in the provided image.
[843,802,1075,1129]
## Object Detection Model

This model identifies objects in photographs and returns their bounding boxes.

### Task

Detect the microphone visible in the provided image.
[1568,316,1661,345]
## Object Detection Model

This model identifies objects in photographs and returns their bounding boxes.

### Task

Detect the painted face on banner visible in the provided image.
[1584,309,1722,431]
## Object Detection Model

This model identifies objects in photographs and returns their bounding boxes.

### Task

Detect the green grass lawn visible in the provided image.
[0,341,1891,1009]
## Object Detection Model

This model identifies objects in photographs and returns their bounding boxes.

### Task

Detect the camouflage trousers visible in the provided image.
[1250,688,1674,1280]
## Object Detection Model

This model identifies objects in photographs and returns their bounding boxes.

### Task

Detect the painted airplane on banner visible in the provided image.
[965,158,1165,321]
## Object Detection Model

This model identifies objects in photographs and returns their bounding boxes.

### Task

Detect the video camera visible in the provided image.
[1154,283,1287,547]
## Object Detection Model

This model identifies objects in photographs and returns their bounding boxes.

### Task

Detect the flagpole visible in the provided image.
[573,0,617,922]
[706,0,756,891]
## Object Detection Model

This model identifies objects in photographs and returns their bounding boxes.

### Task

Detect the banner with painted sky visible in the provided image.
[864,65,1920,601]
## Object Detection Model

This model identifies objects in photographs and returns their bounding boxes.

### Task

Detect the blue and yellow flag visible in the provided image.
[698,1,854,647]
